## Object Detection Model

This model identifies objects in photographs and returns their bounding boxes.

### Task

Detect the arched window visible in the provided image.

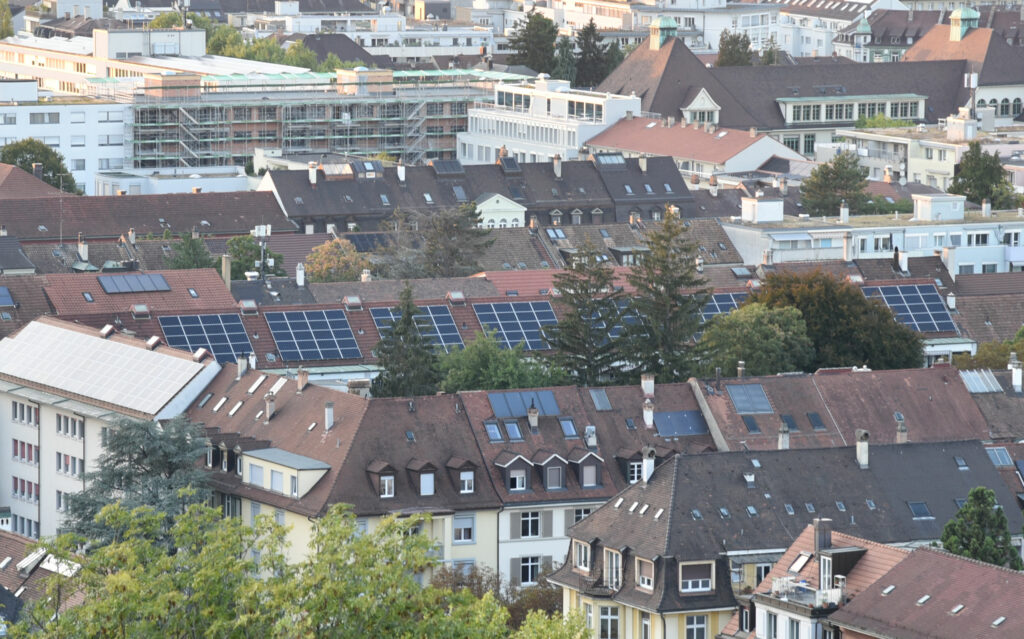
[499,218,507,228]
[1000,98,1011,116]
[1014,98,1022,116]
[977,99,987,110]
[487,219,495,228]
[988,99,998,109]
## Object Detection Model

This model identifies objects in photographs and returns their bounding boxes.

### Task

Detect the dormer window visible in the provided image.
[205,447,213,467]
[420,472,435,496]
[236,455,242,476]
[380,474,395,498]
[221,448,228,472]
[509,468,526,491]
[546,465,564,490]
[680,562,713,593]
[604,549,622,590]
[628,461,642,484]
[637,558,654,590]
[459,470,474,494]
[582,464,599,487]
[574,540,591,571]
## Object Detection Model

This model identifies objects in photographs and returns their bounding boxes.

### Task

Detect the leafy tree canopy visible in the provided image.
[508,10,558,74]
[949,141,1020,209]
[371,284,442,397]
[941,486,1024,570]
[750,271,923,370]
[62,416,210,549]
[0,138,78,193]
[699,303,815,377]
[166,233,217,270]
[855,113,914,128]
[799,150,869,216]
[717,30,752,66]
[226,234,285,280]
[439,330,567,393]
[304,237,371,282]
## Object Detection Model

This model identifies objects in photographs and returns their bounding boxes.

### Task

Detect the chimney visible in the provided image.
[324,401,335,431]
[117,190,127,196]
[638,156,648,173]
[695,255,704,273]
[982,198,992,217]
[778,420,790,450]
[626,111,634,120]
[361,269,372,282]
[192,186,202,194]
[296,366,309,392]
[813,518,832,553]
[528,405,539,430]
[236,356,248,380]
[0,225,6,236]
[779,177,788,196]
[855,429,869,469]
[743,472,755,488]
[77,232,88,262]
[553,154,562,179]
[32,163,42,180]
[296,262,306,287]
[641,445,656,483]
[191,226,199,239]
[221,254,232,288]
[128,228,136,245]
[749,127,757,138]
[643,398,654,428]
[737,360,746,378]
[264,392,275,423]
[895,418,908,444]
[308,161,318,187]
[1010,352,1022,393]
[641,373,655,397]
[397,163,406,183]
[840,200,850,223]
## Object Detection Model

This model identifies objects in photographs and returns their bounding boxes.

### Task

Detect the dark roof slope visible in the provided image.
[0,275,54,338]
[300,33,390,67]
[904,24,1024,85]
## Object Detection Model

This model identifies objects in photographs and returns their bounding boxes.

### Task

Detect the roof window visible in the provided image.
[719,507,731,519]
[692,509,703,520]
[916,595,930,606]
[986,447,1012,466]
[882,585,895,596]
[908,501,932,518]
[559,417,578,438]
[784,503,795,515]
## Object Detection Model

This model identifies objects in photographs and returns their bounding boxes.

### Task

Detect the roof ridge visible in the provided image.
[661,453,681,557]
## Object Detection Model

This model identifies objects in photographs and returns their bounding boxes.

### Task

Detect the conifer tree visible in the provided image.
[370,285,441,397]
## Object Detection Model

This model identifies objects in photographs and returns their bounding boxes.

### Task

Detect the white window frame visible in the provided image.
[546,465,563,490]
[520,556,540,585]
[521,511,540,537]
[509,468,526,491]
[599,606,619,639]
[686,615,707,639]
[270,469,283,493]
[380,474,395,498]
[248,463,264,488]
[420,472,435,496]
[453,514,475,543]
[628,461,642,484]
[604,549,622,590]
[679,562,713,593]
[637,558,654,590]
[574,540,590,571]
[582,464,598,487]
[459,470,474,494]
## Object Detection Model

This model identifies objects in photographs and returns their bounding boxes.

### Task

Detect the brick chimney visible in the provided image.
[296,366,308,393]
[813,518,832,553]
[264,392,276,424]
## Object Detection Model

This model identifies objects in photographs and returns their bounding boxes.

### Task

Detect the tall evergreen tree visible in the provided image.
[166,233,217,269]
[603,41,625,78]
[619,207,709,382]
[949,141,1020,209]
[716,30,752,66]
[941,486,1024,569]
[419,204,495,278]
[507,10,558,74]
[0,0,13,39]
[574,19,608,87]
[371,285,442,397]
[799,151,869,216]
[552,36,577,84]
[543,241,625,386]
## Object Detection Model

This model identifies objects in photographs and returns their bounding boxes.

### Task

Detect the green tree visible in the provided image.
[574,19,608,87]
[206,24,244,55]
[717,30,752,66]
[0,138,78,193]
[147,10,213,31]
[551,36,577,84]
[315,52,346,72]
[371,285,442,397]
[419,204,494,278]
[799,150,869,216]
[0,0,13,40]
[941,486,1024,569]
[949,141,1020,209]
[507,10,558,74]
[750,271,923,370]
[699,303,814,377]
[304,237,371,282]
[759,36,780,65]
[620,206,709,382]
[953,340,1013,370]
[282,41,318,69]
[855,112,914,128]
[603,41,625,78]
[62,416,211,549]
[439,330,567,393]
[226,234,285,280]
[543,242,625,386]
[166,233,217,269]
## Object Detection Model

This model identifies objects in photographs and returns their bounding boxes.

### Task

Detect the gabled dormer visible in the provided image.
[367,459,397,499]
[568,448,604,489]
[406,458,437,497]
[494,451,533,492]
[682,88,721,125]
[446,456,478,495]
[532,450,569,491]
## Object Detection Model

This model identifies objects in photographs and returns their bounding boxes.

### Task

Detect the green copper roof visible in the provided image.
[950,5,980,19]
[856,17,872,34]
[652,16,678,29]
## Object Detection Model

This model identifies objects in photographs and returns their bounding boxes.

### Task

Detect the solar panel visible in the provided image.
[97,273,170,294]
[370,305,464,353]
[432,159,465,176]
[0,287,14,308]
[265,309,361,361]
[590,388,612,411]
[654,411,709,437]
[861,284,956,333]
[727,384,774,415]
[702,292,748,322]
[508,184,525,200]
[452,185,468,202]
[487,390,559,418]
[959,369,1003,393]
[473,301,557,350]
[344,233,388,253]
[499,157,521,173]
[159,314,253,364]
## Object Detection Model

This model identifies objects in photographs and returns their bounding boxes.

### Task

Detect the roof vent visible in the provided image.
[130,303,150,319]
[882,585,896,596]
[916,595,931,606]
[743,472,755,488]
[447,290,466,305]
[950,604,964,615]
[100,324,115,338]
[344,295,362,310]
[993,617,1006,627]
[192,347,210,362]
[16,548,46,577]
[146,335,161,350]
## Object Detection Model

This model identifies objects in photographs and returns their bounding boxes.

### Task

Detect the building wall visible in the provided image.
[565,588,733,639]
[499,502,602,583]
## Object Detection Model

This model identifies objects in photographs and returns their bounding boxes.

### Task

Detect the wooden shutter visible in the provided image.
[510,511,521,540]
[564,508,575,530]
[510,557,521,587]
[541,510,553,538]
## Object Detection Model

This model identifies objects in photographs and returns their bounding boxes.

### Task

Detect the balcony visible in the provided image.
[770,577,843,610]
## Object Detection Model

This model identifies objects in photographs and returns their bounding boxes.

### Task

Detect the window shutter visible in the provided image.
[542,555,553,574]
[510,511,521,540]
[541,510,553,538]
[564,508,575,529]
[510,557,521,587]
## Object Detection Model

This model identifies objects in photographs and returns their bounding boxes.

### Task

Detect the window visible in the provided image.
[582,464,598,487]
[559,417,578,438]
[806,503,816,513]
[504,420,523,441]
[237,456,243,475]
[249,463,264,487]
[983,263,997,274]
[788,618,800,639]
[986,447,1013,466]
[270,469,283,493]
[290,475,298,497]
[574,507,592,523]
[642,612,651,639]
[484,420,503,442]
[803,134,815,155]
[250,501,261,523]
[766,612,778,639]
[741,608,750,632]
[605,549,622,589]
[783,136,800,152]
[756,563,772,584]
[520,556,540,585]
[459,470,474,493]
[686,615,707,639]
[908,501,932,518]
[599,606,619,639]
[585,603,593,628]
[637,558,654,589]
[453,514,474,543]
[968,232,989,246]
[380,474,395,498]
[680,563,712,592]
[420,472,435,496]
[628,461,642,484]
[509,468,526,491]
[521,511,540,537]
[546,465,564,490]
[29,112,59,124]
[574,540,591,570]
[820,555,833,590]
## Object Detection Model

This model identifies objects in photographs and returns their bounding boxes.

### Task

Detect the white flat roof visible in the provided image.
[128,54,309,75]
[2,33,93,55]
[0,321,206,416]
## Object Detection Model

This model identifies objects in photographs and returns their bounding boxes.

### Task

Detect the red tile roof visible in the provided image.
[0,163,67,199]
[586,118,770,165]
[43,269,237,317]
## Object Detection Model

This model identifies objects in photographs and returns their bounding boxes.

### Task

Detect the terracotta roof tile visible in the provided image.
[0,163,66,199]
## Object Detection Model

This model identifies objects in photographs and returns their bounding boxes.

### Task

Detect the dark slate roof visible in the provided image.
[903,24,1024,85]
[0,237,36,272]
[0,275,55,339]
[299,33,390,67]
[598,36,969,127]
[565,440,1022,561]
[829,547,1024,639]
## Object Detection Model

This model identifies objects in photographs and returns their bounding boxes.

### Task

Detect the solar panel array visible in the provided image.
[159,314,253,364]
[473,301,557,350]
[370,305,464,353]
[488,390,560,418]
[727,383,774,414]
[98,273,170,294]
[265,310,361,361]
[432,160,465,176]
[862,284,956,333]
[343,233,388,252]
[701,292,748,322]
[654,411,710,437]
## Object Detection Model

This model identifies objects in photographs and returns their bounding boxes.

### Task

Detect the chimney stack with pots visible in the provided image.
[737,360,746,378]
[361,269,372,282]
[840,200,850,223]
[77,232,88,263]
[296,262,306,287]
[32,163,43,180]
[778,420,790,450]
[1010,352,1022,393]
[308,161,318,186]
[855,429,869,469]
[236,356,248,380]
[528,404,539,430]
[553,154,562,179]
[221,254,232,289]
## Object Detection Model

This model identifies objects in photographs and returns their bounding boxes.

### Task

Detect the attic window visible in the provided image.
[484,420,502,442]
[836,501,846,512]
[379,194,390,206]
[986,447,1013,467]
[866,499,877,510]
[751,459,761,468]
[644,184,653,194]
[423,193,433,203]
[954,456,968,470]
[789,552,812,573]
[82,292,94,302]
[746,505,758,517]
[294,196,304,205]
[805,503,815,513]
[130,304,150,319]
[624,185,633,195]
[882,585,896,596]
[405,431,415,443]
[37,225,47,232]
[559,417,578,438]
[993,617,1006,627]
[784,503,795,515]
[908,501,933,519]
[188,288,198,298]
[719,507,731,519]
[504,419,523,441]
[692,509,702,520]
[625,418,636,430]
[664,183,673,193]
